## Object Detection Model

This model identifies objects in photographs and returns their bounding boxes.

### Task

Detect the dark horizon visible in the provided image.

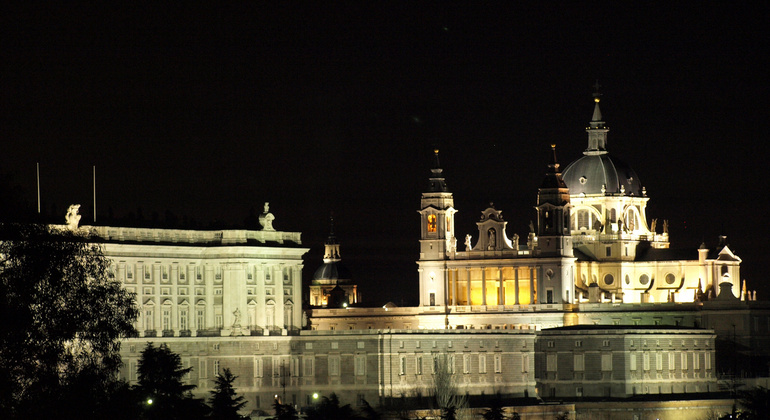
[2,3,768,305]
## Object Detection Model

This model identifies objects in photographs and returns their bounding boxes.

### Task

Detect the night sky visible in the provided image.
[2,3,769,305]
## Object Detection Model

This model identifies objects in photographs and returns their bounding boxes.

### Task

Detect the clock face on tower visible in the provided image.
[427,214,437,233]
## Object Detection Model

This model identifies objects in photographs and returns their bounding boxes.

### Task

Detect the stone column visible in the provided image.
[481,268,487,306]
[529,267,535,304]
[466,267,471,306]
[514,268,520,305]
[498,267,504,305]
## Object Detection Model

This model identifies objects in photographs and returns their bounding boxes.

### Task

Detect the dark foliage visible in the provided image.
[481,398,507,420]
[273,398,299,420]
[359,399,382,420]
[0,223,138,419]
[305,393,356,420]
[737,386,770,419]
[208,368,246,419]
[136,342,207,420]
[440,405,457,420]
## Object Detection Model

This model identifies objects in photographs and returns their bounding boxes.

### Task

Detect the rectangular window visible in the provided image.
[416,355,423,375]
[215,314,223,329]
[213,360,220,376]
[601,353,612,371]
[199,360,207,379]
[446,354,455,374]
[162,309,170,331]
[355,355,366,376]
[669,352,676,370]
[196,309,205,330]
[605,246,611,257]
[462,354,470,374]
[179,309,188,331]
[494,354,502,373]
[479,353,487,374]
[574,354,585,371]
[705,352,712,370]
[129,360,137,381]
[521,353,529,373]
[400,356,407,375]
[547,354,557,372]
[643,353,650,371]
[331,342,339,350]
[329,356,340,376]
[681,352,688,370]
[144,309,154,331]
[254,358,263,377]
[630,353,637,371]
[656,353,663,371]
[291,357,300,377]
[693,352,700,370]
[303,357,314,377]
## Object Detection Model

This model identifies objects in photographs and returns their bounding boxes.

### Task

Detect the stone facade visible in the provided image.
[535,327,717,399]
[120,329,536,413]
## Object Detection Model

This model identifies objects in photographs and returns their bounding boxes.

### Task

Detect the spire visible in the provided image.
[428,149,449,192]
[323,214,341,261]
[585,81,609,155]
[539,144,568,191]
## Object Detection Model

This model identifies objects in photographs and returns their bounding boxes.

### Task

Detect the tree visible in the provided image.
[0,223,138,419]
[481,397,507,420]
[136,342,207,419]
[432,356,468,420]
[736,386,770,419]
[273,398,299,420]
[305,393,356,420]
[208,368,246,419]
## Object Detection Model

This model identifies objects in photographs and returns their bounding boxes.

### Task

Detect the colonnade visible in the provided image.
[446,266,539,306]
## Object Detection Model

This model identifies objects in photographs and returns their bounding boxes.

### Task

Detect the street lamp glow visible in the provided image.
[146,398,153,405]
[312,392,319,399]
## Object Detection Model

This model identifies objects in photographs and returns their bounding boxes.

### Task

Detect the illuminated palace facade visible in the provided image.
[51,95,768,415]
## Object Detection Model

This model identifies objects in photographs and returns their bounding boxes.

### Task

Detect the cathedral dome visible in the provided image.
[312,261,352,283]
[562,154,643,196]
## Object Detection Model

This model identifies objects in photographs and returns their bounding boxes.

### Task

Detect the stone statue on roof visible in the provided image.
[65,204,81,230]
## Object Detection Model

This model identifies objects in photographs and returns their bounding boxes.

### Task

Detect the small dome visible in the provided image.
[312,262,352,282]
[562,153,642,196]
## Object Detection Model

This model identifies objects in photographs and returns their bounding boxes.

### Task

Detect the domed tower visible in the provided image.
[417,149,457,307]
[562,89,668,262]
[309,217,357,307]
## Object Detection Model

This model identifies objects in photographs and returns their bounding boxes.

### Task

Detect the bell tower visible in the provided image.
[535,144,573,256]
[417,149,456,307]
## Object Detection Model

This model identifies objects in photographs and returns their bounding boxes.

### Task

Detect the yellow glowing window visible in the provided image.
[427,214,437,233]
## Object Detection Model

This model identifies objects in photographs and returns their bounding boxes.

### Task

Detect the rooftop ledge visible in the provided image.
[58,225,303,246]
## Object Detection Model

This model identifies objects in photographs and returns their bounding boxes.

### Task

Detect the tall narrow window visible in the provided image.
[494,355,502,373]
[479,353,487,374]
[400,356,407,375]
[427,214,437,233]
[196,308,205,330]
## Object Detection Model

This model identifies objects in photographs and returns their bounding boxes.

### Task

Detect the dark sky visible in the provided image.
[2,3,769,305]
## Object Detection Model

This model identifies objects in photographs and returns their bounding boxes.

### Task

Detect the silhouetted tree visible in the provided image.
[0,223,138,419]
[737,386,770,419]
[432,356,467,420]
[273,398,299,420]
[305,393,356,420]
[481,397,506,420]
[135,342,207,420]
[359,399,382,420]
[208,368,246,419]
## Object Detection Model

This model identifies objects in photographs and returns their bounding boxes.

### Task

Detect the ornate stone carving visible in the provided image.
[65,204,81,230]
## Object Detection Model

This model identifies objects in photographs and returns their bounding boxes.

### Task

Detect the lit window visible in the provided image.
[427,214,437,233]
